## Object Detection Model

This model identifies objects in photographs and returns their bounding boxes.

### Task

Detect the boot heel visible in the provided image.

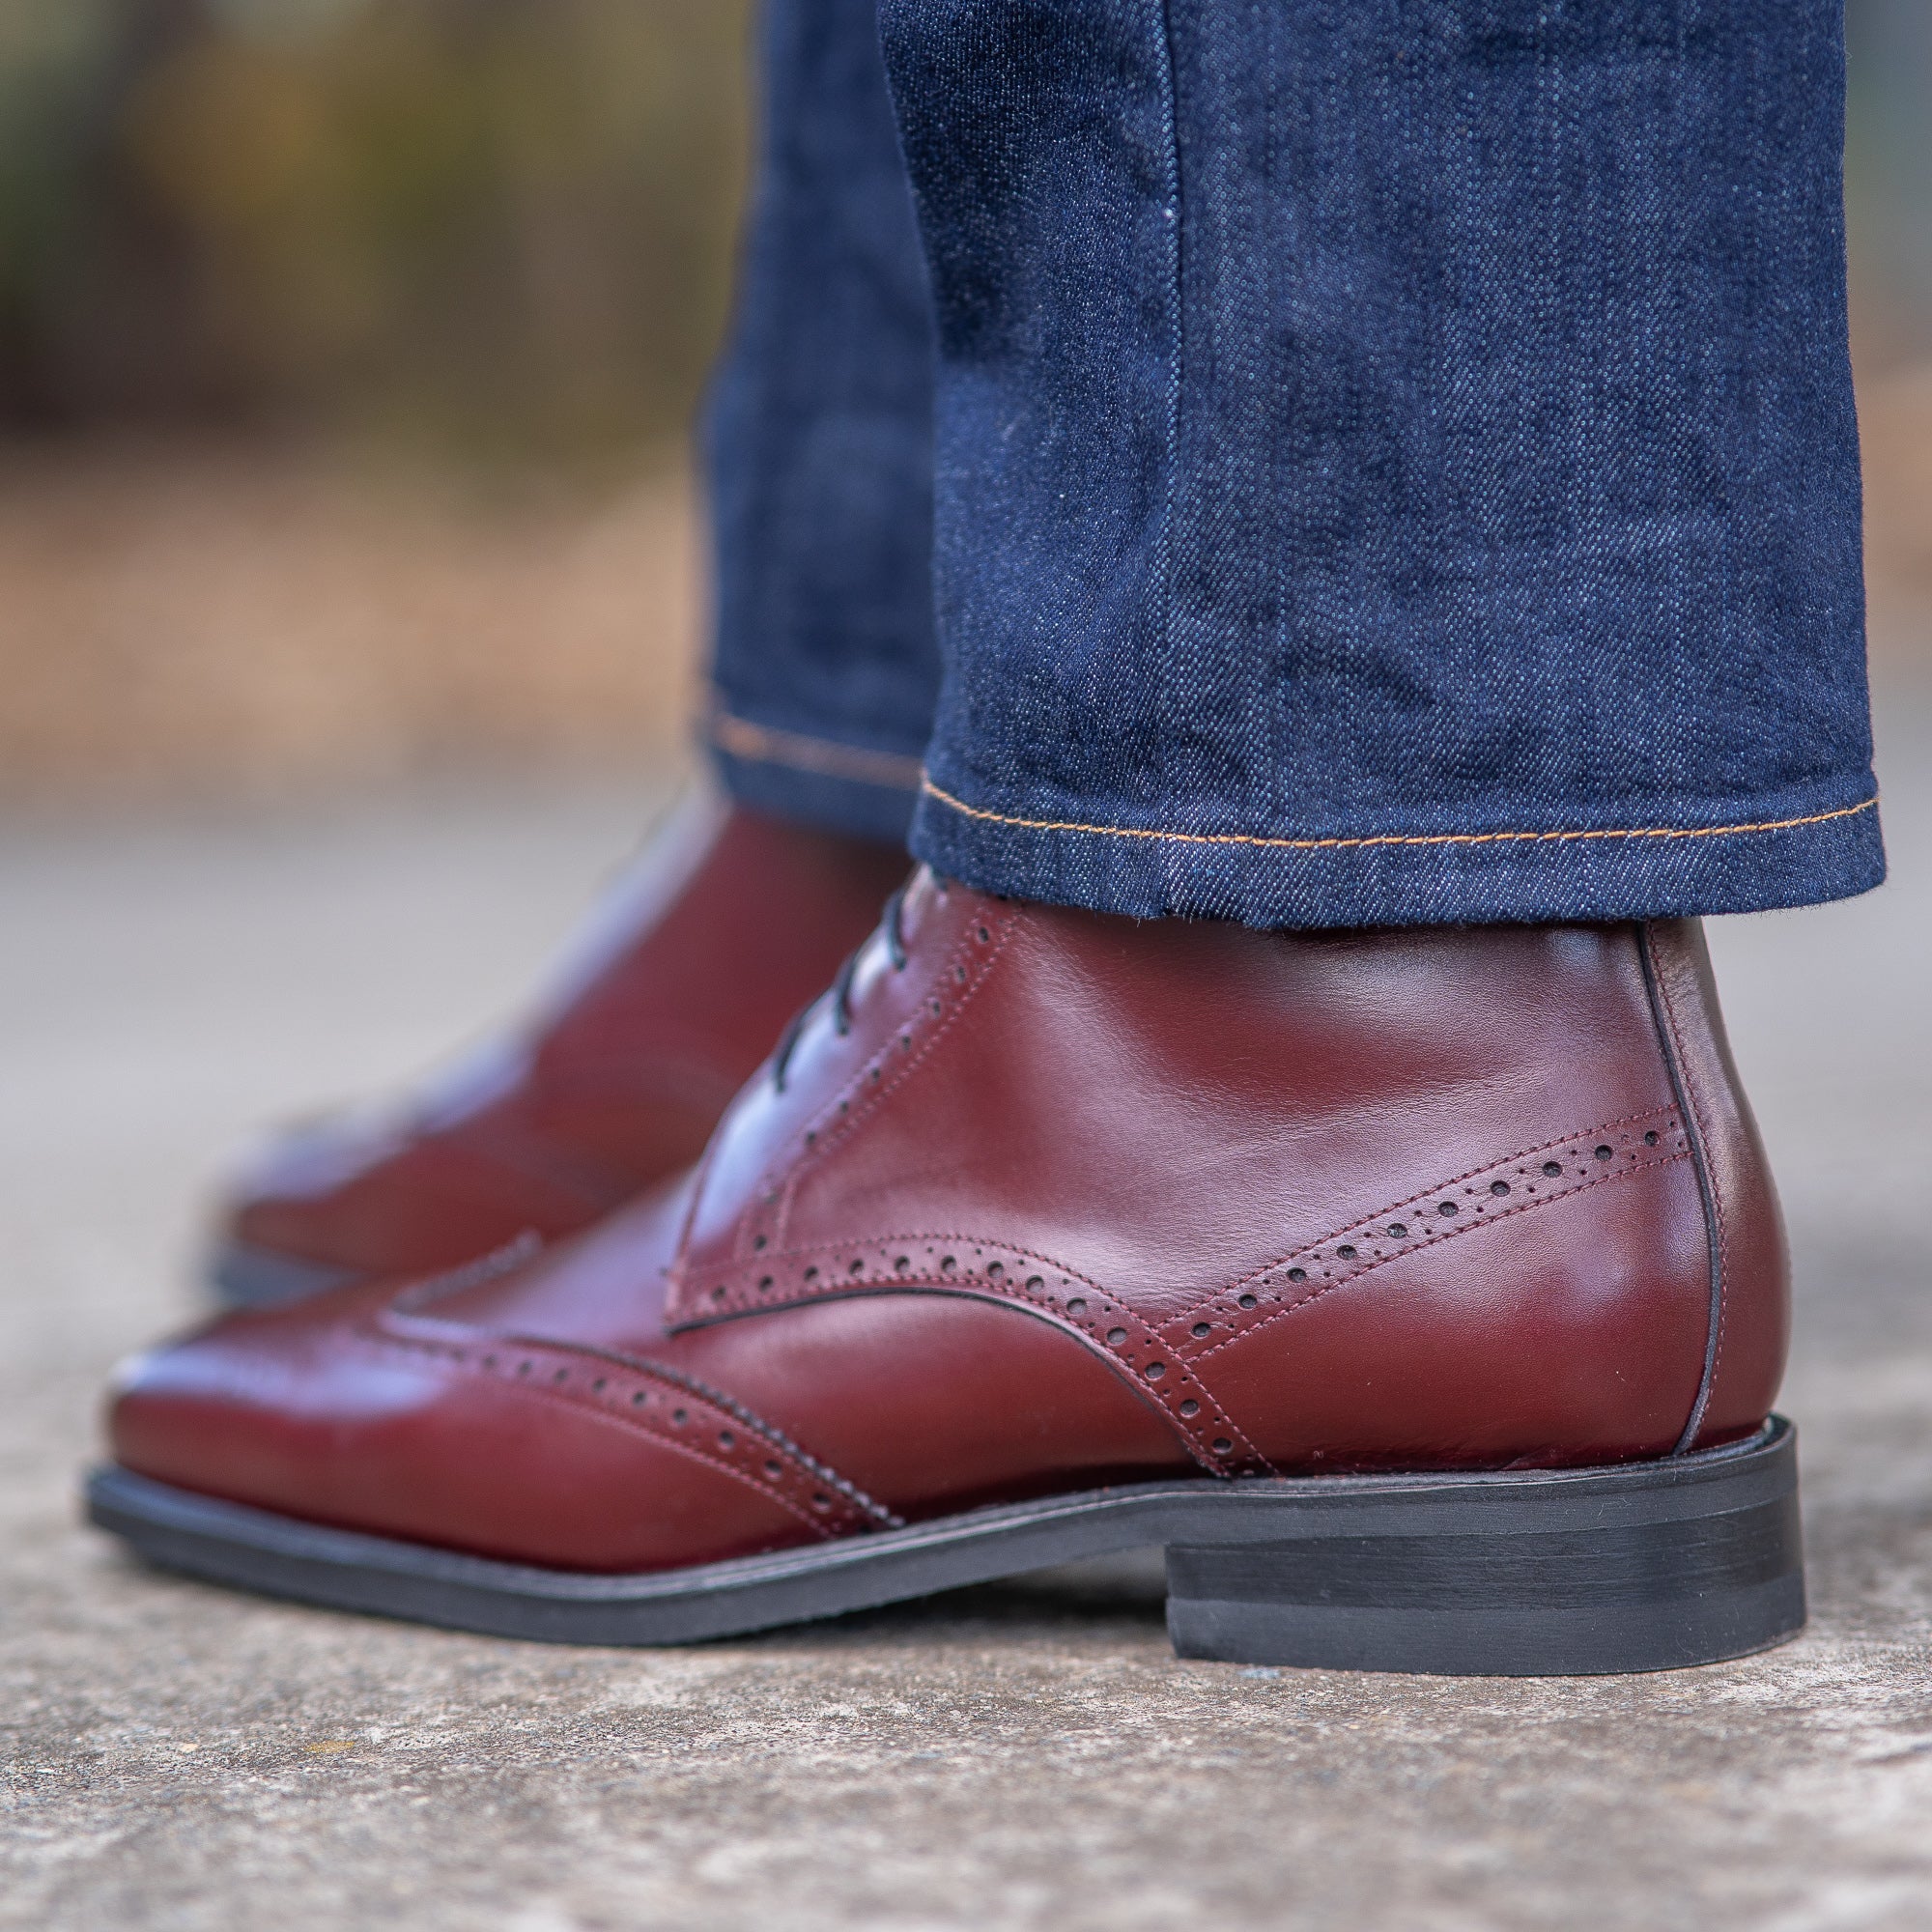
[1164,1418,1804,1676]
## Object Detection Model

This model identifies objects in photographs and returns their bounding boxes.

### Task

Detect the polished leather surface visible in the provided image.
[119,873,1788,1574]
[1638,920,1790,1448]
[220,800,912,1286]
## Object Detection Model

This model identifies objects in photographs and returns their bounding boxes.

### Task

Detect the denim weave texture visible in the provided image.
[714,0,1882,926]
[705,0,943,843]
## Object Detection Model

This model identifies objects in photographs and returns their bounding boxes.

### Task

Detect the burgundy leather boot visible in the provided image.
[208,792,916,1306]
[209,797,912,1306]
[100,871,1803,1675]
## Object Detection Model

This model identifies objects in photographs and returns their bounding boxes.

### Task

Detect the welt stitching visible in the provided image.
[1173,1105,1678,1322]
[1190,1151,1690,1365]
[362,1322,892,1535]
[1654,952,1730,1444]
[922,779,1878,855]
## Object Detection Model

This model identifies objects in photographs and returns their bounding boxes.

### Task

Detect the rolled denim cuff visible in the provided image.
[911,776,1885,930]
[709,704,920,847]
[884,0,1880,932]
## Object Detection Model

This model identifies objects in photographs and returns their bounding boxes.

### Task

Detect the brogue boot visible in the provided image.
[210,798,911,1306]
[102,872,1802,1674]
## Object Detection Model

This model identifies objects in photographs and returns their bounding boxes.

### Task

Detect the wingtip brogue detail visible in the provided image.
[668,1233,1273,1478]
[365,1321,901,1542]
[1167,1103,1692,1367]
[667,887,1780,1480]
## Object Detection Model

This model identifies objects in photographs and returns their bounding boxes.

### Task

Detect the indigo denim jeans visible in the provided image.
[706,0,1883,928]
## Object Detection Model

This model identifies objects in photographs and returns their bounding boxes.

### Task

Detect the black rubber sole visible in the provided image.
[208,1243,359,1310]
[86,1418,1804,1676]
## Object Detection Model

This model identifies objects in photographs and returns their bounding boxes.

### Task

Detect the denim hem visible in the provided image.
[708,704,920,846]
[910,781,1885,928]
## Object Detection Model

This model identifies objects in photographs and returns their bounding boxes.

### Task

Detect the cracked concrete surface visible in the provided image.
[3,696,1930,1931]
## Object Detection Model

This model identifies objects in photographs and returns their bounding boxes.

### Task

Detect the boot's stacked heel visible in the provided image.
[1165,1417,1803,1676]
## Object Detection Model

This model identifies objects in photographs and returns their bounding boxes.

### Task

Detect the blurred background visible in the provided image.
[0,0,753,804]
[0,0,1929,806]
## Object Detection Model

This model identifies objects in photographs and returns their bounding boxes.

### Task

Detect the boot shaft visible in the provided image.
[669,877,1788,1470]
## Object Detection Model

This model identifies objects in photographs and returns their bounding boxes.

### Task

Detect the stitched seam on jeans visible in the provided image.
[710,703,924,790]
[920,780,1879,853]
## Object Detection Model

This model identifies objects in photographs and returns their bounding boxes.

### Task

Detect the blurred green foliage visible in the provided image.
[0,0,754,463]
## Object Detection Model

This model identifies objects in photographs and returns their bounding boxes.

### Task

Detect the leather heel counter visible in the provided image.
[1639,920,1790,1446]
[1199,1149,1714,1470]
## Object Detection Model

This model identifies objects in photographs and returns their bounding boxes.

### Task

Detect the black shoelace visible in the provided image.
[771,880,913,1094]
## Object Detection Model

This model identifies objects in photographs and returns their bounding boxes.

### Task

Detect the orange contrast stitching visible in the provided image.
[712,704,924,791]
[921,779,1878,855]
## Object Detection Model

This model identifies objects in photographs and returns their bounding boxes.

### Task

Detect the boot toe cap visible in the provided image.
[105,1286,817,1575]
